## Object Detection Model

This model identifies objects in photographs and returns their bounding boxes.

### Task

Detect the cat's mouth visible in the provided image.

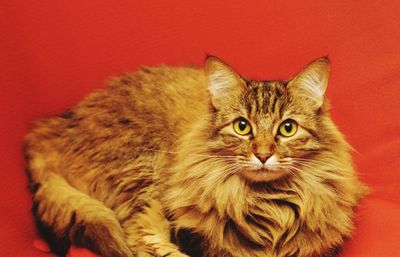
[239,154,290,182]
[241,167,289,182]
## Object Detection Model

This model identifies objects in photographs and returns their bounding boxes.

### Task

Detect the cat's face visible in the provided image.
[205,57,330,182]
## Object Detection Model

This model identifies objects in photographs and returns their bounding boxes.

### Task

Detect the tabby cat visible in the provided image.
[24,56,366,257]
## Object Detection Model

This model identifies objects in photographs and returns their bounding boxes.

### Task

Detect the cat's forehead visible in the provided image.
[243,80,288,118]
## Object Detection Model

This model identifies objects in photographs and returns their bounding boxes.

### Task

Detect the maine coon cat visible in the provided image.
[24,56,366,257]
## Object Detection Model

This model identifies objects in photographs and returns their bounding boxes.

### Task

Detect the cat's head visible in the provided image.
[203,56,337,182]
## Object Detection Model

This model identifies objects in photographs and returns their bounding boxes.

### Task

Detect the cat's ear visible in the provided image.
[287,57,330,108]
[204,56,246,109]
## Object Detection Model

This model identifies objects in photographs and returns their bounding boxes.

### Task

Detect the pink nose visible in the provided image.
[255,153,271,163]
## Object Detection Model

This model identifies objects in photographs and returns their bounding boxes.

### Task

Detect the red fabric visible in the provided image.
[1,1,399,256]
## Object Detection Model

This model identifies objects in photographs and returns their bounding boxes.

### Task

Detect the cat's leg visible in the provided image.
[30,170,132,257]
[119,198,189,257]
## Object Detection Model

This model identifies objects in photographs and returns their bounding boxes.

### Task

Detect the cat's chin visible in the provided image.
[241,168,289,182]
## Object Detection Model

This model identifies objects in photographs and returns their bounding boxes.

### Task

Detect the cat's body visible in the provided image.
[24,57,366,257]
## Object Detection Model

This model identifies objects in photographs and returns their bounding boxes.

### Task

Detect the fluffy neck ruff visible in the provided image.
[163,116,363,257]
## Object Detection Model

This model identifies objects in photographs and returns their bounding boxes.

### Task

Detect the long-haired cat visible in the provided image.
[24,56,366,257]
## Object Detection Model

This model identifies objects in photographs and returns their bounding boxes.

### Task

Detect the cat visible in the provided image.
[24,56,367,257]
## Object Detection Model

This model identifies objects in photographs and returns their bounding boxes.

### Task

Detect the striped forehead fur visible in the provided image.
[243,80,288,117]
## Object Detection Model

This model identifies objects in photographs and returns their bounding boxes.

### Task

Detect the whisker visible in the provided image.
[292,161,346,173]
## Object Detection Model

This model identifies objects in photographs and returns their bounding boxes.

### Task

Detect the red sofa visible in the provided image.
[1,1,399,256]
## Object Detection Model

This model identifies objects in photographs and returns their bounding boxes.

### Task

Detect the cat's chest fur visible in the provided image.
[163,156,355,257]
[162,170,301,256]
[171,196,301,257]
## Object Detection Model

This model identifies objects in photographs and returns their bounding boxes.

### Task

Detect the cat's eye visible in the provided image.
[278,119,298,137]
[233,117,252,136]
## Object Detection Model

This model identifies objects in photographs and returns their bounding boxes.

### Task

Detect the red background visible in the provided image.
[1,1,400,256]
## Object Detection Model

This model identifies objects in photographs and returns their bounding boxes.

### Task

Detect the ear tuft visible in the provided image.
[288,57,330,108]
[204,56,245,109]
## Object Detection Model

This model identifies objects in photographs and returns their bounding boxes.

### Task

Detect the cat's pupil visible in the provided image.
[239,120,247,131]
[284,122,292,132]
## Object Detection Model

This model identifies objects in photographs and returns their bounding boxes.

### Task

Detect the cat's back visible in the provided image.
[30,65,208,139]
[24,65,209,184]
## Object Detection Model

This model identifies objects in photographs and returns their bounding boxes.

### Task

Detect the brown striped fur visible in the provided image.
[24,57,366,257]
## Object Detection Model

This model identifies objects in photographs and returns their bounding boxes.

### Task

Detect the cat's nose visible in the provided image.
[255,153,271,164]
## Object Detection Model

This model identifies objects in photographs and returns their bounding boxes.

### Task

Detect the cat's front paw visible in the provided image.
[137,250,189,257]
[155,250,190,257]
[162,253,190,257]
[136,252,189,257]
